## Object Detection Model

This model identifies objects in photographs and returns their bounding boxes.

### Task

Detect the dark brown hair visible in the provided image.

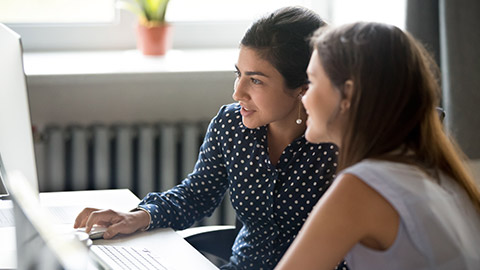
[312,22,480,212]
[241,6,326,89]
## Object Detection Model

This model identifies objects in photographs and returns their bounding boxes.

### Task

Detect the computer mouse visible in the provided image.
[76,226,108,240]
[88,226,108,240]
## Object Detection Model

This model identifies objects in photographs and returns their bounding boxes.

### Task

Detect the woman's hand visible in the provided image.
[73,207,150,239]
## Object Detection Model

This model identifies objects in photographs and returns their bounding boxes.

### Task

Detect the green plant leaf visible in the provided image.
[117,0,169,23]
[116,0,146,20]
[138,0,169,22]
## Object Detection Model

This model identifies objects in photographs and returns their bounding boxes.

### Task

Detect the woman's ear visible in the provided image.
[341,80,354,112]
[299,84,309,96]
[294,84,309,99]
[344,80,354,102]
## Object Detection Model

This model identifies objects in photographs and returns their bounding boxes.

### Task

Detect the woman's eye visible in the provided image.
[251,78,261,85]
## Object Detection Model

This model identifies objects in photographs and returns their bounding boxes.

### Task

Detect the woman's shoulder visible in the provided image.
[208,103,248,135]
[339,159,451,219]
[217,103,241,118]
[341,159,413,180]
[340,160,480,265]
[211,103,242,124]
[339,160,417,209]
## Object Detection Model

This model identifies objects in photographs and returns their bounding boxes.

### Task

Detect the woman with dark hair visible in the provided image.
[75,7,347,270]
[276,22,480,270]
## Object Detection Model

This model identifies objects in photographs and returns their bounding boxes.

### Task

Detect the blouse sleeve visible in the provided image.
[137,106,229,230]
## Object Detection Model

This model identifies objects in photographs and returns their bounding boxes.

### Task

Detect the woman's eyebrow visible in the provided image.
[235,65,270,77]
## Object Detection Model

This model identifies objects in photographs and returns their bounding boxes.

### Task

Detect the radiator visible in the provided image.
[34,122,236,226]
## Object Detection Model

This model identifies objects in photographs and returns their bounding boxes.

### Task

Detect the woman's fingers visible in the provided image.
[103,221,130,239]
[85,209,119,233]
[74,208,147,239]
[100,211,149,239]
[73,207,99,228]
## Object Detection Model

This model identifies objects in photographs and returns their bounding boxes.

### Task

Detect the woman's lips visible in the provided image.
[240,106,255,117]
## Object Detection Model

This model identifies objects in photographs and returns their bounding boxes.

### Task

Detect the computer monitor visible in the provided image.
[0,23,39,192]
[5,170,92,270]
[0,153,10,199]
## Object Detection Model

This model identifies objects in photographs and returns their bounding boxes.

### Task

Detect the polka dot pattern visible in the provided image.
[138,103,345,269]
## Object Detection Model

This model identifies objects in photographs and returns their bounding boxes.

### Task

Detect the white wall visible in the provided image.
[25,63,480,188]
[27,71,235,131]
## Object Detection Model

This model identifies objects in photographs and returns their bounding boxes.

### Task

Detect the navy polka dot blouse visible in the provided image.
[138,103,347,270]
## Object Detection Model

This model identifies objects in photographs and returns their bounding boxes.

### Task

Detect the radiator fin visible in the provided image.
[36,122,235,226]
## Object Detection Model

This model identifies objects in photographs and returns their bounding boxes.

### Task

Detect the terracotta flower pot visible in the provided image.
[136,23,172,56]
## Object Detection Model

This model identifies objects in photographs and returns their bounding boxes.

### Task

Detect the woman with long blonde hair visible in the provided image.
[276,22,480,270]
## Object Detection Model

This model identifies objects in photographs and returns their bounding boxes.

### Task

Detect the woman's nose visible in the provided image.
[232,77,248,101]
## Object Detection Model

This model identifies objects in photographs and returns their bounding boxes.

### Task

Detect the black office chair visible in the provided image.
[181,219,242,266]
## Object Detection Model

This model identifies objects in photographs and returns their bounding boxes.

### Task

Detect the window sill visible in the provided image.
[24,49,238,129]
[23,48,239,77]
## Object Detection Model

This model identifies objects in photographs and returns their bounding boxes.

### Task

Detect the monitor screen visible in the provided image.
[0,23,39,193]
[0,153,9,198]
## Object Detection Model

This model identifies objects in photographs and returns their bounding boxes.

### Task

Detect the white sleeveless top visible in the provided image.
[341,159,480,270]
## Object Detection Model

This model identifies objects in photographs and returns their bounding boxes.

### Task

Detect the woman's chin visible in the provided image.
[242,119,259,129]
[305,132,322,144]
[305,130,332,144]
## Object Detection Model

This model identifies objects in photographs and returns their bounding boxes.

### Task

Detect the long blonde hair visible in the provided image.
[312,22,480,212]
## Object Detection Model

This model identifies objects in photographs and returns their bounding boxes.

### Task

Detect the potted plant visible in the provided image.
[118,0,172,56]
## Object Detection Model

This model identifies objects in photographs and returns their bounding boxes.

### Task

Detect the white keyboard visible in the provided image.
[91,245,170,270]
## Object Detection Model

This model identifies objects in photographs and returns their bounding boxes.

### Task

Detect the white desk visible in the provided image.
[0,189,218,270]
